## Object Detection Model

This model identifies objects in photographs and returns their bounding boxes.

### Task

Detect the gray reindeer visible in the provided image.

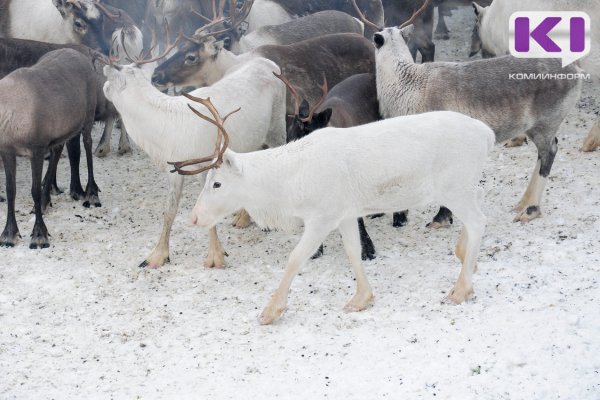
[374,26,582,222]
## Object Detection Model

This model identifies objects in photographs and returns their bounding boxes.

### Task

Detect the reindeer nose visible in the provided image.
[151,71,165,86]
[191,212,198,225]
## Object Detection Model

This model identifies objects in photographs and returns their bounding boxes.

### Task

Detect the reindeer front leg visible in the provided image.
[139,173,184,268]
[204,226,226,268]
[259,221,332,325]
[117,122,132,155]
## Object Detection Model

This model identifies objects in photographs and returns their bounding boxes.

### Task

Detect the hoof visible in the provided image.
[361,246,376,261]
[118,143,132,155]
[203,253,226,268]
[427,208,453,229]
[504,136,528,148]
[29,241,50,249]
[70,188,85,201]
[259,303,286,325]
[343,292,374,313]
[0,227,20,247]
[392,211,408,228]
[513,206,541,223]
[0,195,4,203]
[445,285,473,304]
[232,210,251,229]
[0,236,19,247]
[83,195,102,208]
[311,244,324,260]
[29,225,50,249]
[139,256,170,269]
[360,239,376,261]
[94,143,110,158]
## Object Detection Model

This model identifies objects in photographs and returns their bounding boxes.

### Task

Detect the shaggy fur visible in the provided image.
[375,27,582,222]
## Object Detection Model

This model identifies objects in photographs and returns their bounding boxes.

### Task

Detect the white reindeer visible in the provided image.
[181,103,494,325]
[102,58,286,268]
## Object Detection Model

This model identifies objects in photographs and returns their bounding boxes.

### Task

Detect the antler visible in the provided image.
[167,94,241,176]
[351,0,383,31]
[125,19,182,65]
[399,0,432,29]
[273,71,300,116]
[301,76,328,123]
[94,35,123,69]
[273,72,328,122]
[189,0,254,42]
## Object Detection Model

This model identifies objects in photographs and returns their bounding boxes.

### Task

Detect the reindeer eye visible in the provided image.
[213,182,221,189]
[185,54,198,64]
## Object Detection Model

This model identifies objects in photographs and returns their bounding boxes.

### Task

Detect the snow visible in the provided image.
[1,6,599,399]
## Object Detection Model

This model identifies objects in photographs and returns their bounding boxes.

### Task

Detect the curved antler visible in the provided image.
[273,71,300,116]
[168,95,241,176]
[351,0,383,31]
[301,76,328,123]
[399,0,432,29]
[191,0,254,41]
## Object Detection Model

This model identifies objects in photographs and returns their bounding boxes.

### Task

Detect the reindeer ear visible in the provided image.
[223,150,242,175]
[213,40,226,51]
[400,25,414,42]
[472,2,485,17]
[314,109,333,128]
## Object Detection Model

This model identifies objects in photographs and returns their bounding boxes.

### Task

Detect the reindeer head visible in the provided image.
[353,0,431,62]
[150,0,254,88]
[53,0,143,57]
[373,27,417,63]
[165,95,244,228]
[151,36,226,88]
[273,72,332,142]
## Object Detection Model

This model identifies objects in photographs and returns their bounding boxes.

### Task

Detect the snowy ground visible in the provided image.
[1,6,599,400]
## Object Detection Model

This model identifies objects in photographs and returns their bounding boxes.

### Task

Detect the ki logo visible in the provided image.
[509,11,591,67]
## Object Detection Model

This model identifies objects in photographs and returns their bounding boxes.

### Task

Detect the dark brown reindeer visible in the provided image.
[151,4,375,118]
[0,48,100,249]
[0,38,124,212]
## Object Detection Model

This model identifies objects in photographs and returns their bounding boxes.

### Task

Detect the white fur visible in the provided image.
[102,57,286,268]
[191,112,494,324]
[112,27,144,62]
[8,0,78,43]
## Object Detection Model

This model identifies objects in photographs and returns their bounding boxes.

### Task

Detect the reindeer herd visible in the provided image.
[0,0,597,325]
